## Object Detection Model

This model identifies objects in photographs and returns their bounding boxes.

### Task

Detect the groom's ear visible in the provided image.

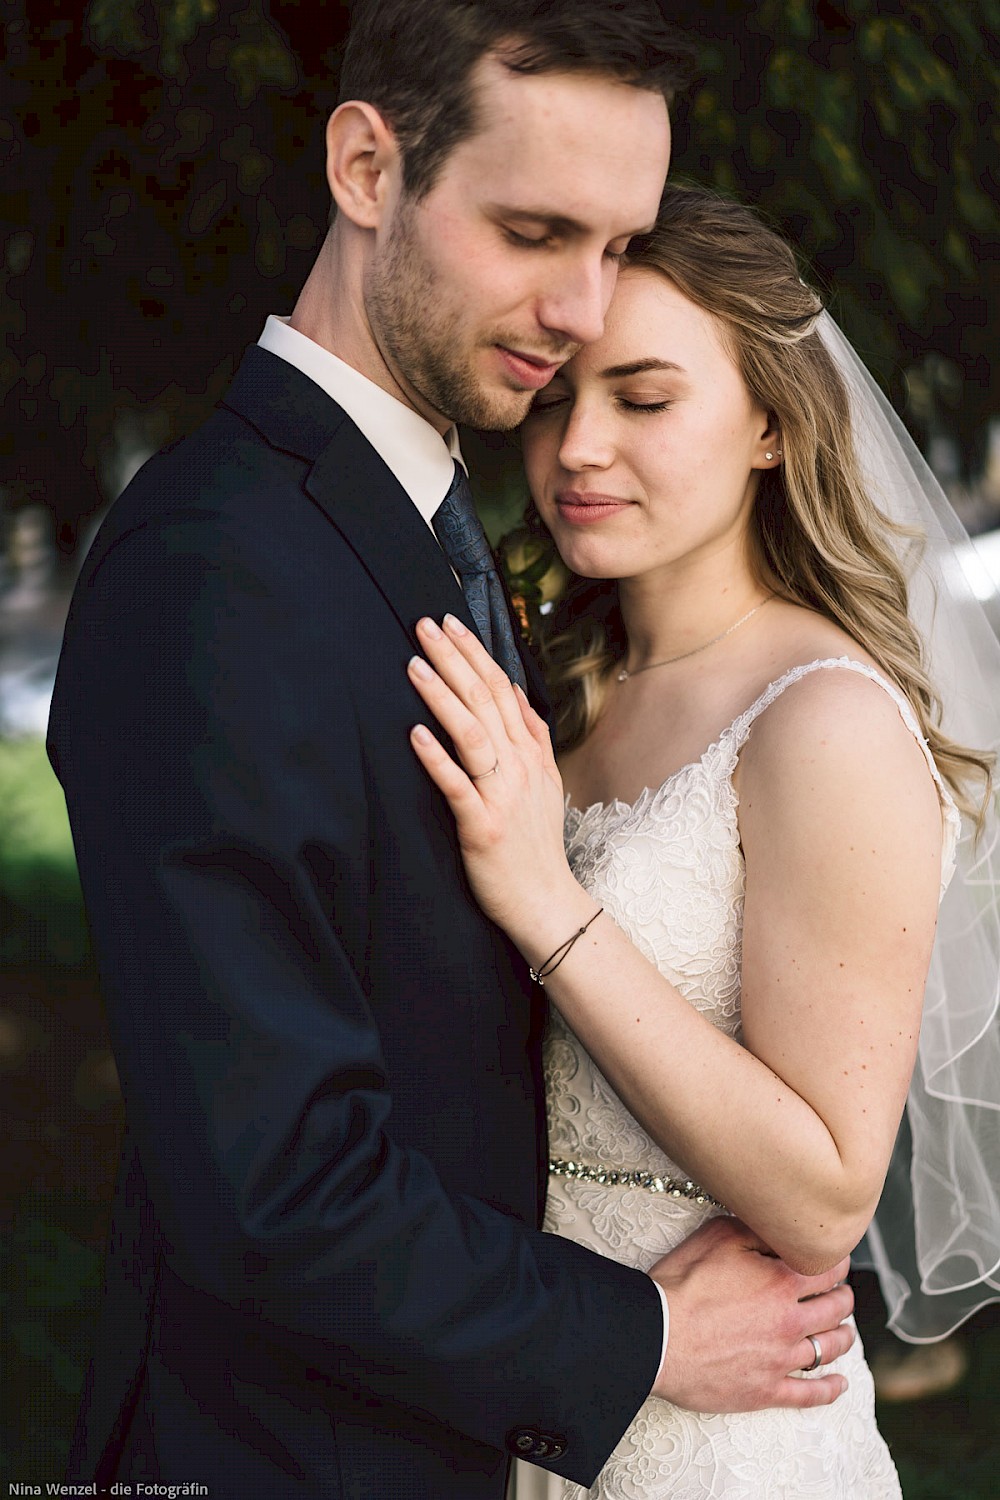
[325,100,400,230]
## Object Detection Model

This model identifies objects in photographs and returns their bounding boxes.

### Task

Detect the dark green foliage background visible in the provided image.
[2,1,998,550]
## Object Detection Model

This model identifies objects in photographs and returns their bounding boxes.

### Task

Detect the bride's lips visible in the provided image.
[555,491,634,525]
[495,345,562,390]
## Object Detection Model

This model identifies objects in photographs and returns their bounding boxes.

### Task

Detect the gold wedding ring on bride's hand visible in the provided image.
[470,760,500,781]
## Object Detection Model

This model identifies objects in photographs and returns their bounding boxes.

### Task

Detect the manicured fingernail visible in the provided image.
[408,655,432,678]
[418,617,443,639]
[411,724,433,744]
[513,682,527,698]
[443,613,468,635]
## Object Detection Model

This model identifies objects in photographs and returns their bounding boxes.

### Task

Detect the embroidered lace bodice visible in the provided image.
[513,658,958,1500]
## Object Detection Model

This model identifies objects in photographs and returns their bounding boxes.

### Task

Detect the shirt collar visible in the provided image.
[258,316,464,527]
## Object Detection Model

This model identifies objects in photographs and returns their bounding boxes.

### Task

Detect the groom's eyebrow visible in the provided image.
[489,206,657,239]
[600,358,688,378]
[488,205,585,234]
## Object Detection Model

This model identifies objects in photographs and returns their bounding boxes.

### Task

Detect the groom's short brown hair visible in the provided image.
[338,0,693,200]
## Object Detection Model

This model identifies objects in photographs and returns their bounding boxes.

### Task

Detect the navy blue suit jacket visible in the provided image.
[48,347,662,1498]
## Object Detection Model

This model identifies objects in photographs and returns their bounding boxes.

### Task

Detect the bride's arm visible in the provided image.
[407,616,943,1274]
[538,667,940,1274]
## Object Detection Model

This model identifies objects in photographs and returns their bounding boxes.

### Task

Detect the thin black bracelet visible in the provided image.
[529,908,604,986]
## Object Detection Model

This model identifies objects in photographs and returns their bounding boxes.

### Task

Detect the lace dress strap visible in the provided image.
[725,656,961,894]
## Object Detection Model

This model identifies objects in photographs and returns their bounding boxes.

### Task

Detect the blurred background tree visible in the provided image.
[674,0,999,487]
[1,0,997,559]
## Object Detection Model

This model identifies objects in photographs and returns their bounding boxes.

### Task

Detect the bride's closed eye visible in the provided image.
[527,391,676,416]
[616,397,673,413]
[527,391,570,415]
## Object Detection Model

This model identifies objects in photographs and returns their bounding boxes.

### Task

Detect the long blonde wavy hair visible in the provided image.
[539,182,993,826]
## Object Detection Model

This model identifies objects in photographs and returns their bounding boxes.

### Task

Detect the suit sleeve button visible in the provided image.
[505,1427,568,1461]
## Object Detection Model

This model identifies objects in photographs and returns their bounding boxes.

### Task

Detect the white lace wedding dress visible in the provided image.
[512,658,960,1500]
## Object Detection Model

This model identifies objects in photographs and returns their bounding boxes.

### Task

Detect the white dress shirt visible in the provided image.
[256,315,669,1380]
[258,315,464,525]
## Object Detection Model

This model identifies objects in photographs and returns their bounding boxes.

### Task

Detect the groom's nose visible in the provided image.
[535,251,611,348]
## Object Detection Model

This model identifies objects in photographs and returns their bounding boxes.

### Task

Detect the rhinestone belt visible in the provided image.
[549,1156,724,1208]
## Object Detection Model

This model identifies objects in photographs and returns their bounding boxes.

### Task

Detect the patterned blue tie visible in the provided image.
[432,460,528,691]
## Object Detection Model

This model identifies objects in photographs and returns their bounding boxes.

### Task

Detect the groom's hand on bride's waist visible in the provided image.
[647,1216,854,1411]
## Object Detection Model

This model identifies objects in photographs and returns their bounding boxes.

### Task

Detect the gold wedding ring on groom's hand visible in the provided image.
[471,760,500,781]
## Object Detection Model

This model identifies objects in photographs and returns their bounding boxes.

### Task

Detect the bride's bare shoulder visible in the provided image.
[735,655,943,861]
[743,658,915,756]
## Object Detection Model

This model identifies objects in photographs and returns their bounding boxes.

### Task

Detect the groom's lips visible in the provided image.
[496,345,562,389]
[556,490,634,525]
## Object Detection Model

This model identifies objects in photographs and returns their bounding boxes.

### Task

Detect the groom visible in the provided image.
[49,2,855,1496]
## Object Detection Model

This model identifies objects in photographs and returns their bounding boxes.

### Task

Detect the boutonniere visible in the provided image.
[497,526,570,646]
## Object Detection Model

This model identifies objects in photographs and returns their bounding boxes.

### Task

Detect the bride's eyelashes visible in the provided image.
[617,397,673,413]
[528,394,569,413]
[527,393,675,415]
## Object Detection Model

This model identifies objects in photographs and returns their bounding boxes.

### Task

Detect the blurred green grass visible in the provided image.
[867,1303,1000,1498]
[0,1207,103,1478]
[0,736,90,968]
[1,733,106,1477]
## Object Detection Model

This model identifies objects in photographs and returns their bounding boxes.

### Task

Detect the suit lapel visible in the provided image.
[222,343,345,463]
[222,346,473,648]
[306,424,476,652]
[222,344,548,700]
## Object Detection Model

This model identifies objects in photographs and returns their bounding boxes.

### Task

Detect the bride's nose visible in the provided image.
[556,402,616,473]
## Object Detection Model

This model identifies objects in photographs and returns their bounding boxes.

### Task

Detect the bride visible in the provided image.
[405,183,998,1497]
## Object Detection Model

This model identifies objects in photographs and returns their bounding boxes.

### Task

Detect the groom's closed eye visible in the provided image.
[504,227,558,250]
[489,204,642,260]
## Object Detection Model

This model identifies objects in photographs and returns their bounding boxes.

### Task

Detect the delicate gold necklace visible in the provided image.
[616,596,774,682]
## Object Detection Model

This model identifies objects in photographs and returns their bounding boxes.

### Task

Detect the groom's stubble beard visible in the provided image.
[365,195,570,432]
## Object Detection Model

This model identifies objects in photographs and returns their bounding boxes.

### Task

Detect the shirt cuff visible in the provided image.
[652,1280,669,1389]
